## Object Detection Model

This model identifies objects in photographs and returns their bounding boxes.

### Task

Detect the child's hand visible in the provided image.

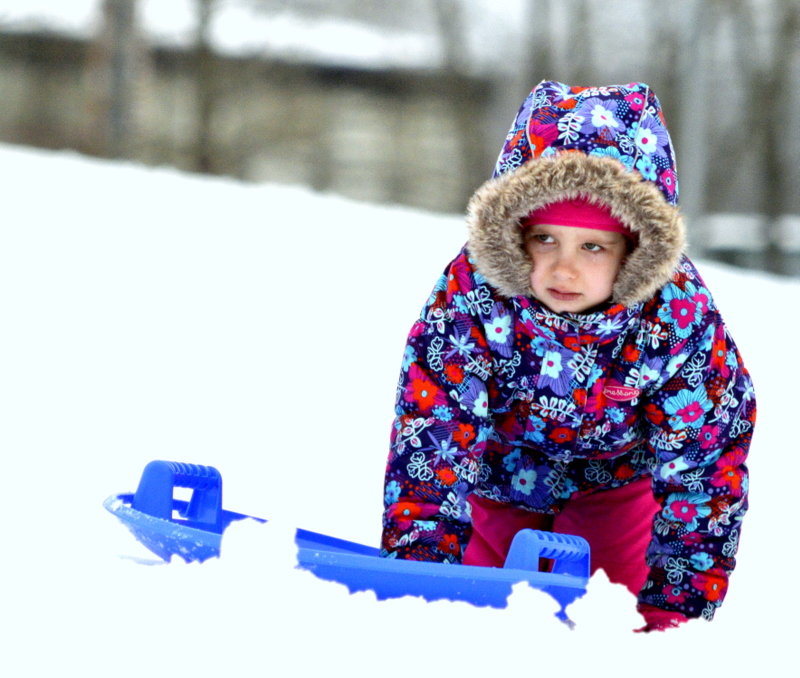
[634,604,689,633]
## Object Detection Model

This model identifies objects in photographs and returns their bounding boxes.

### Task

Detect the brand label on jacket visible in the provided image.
[603,382,641,402]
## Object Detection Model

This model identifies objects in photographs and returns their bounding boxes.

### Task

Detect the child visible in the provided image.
[380,81,756,631]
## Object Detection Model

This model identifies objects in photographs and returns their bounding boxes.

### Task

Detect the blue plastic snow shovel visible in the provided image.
[104,460,590,617]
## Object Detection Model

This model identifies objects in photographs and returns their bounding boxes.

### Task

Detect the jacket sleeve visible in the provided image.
[381,249,496,562]
[639,300,756,620]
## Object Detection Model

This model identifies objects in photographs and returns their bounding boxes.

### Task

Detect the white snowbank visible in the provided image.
[1,143,796,677]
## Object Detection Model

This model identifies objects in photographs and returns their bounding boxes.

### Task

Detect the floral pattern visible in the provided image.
[382,252,755,620]
[381,81,756,622]
[494,81,679,205]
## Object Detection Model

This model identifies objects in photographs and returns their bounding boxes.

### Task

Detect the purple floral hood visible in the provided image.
[468,81,685,308]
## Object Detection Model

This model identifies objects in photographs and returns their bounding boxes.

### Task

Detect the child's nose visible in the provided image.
[553,251,579,279]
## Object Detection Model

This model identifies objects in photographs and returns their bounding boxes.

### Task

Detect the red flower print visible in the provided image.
[699,424,720,450]
[437,534,461,557]
[709,327,730,377]
[675,400,706,426]
[660,168,677,197]
[506,128,526,154]
[614,464,636,480]
[408,322,425,339]
[549,427,576,444]
[644,402,664,425]
[436,467,458,487]
[408,377,440,410]
[388,502,423,529]
[586,378,610,413]
[669,298,698,330]
[668,499,698,523]
[404,364,445,411]
[625,92,645,111]
[529,123,559,158]
[692,289,710,315]
[470,325,488,347]
[622,344,641,363]
[663,584,689,605]
[681,531,703,546]
[691,569,728,603]
[388,501,440,530]
[444,363,465,384]
[453,423,476,448]
[711,450,747,496]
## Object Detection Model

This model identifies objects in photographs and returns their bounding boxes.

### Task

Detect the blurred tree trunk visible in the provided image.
[566,0,591,86]
[725,0,798,274]
[194,0,217,174]
[673,0,711,240]
[84,0,144,158]
[760,1,799,274]
[432,0,488,207]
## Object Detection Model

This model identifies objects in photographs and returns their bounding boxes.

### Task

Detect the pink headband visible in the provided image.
[521,197,633,239]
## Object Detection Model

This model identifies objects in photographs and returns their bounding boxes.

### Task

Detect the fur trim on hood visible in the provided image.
[466,81,686,308]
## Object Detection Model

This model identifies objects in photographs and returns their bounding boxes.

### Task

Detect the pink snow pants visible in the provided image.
[463,477,660,596]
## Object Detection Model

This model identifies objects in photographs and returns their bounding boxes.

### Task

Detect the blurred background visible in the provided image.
[1,0,798,275]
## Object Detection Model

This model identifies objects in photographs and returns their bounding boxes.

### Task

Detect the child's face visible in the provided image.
[524,223,628,313]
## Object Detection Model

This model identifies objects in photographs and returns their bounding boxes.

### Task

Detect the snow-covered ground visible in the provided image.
[1,143,795,677]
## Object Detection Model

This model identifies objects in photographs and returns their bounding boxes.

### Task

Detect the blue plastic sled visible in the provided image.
[104,461,590,618]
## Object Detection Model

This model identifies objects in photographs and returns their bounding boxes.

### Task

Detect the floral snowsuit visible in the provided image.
[381,81,756,621]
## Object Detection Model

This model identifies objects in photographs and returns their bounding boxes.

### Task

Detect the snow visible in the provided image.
[1,142,796,677]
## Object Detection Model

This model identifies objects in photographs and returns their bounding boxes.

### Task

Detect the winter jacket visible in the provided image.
[380,81,756,621]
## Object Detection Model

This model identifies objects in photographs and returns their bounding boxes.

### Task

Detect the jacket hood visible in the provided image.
[467,81,686,308]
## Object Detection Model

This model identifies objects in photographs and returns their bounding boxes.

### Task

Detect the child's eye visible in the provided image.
[532,233,555,245]
[584,242,604,252]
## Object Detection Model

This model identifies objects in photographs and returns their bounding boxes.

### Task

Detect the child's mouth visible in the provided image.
[548,288,582,301]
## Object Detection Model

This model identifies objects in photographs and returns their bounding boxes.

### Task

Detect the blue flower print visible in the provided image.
[664,384,713,430]
[432,405,454,422]
[402,345,416,371]
[635,155,658,182]
[453,293,469,314]
[548,473,578,500]
[385,480,401,504]
[590,146,634,171]
[690,552,714,572]
[586,363,603,389]
[524,415,546,443]
[503,447,521,473]
[607,407,626,424]
[530,336,549,357]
